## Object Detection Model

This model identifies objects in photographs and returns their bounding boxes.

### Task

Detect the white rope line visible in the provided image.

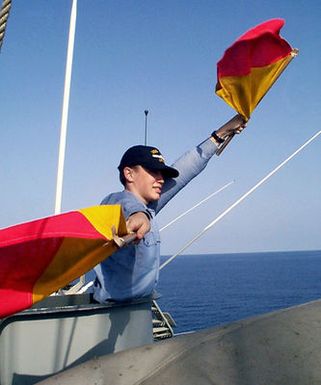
[0,0,12,51]
[160,130,321,270]
[159,180,235,232]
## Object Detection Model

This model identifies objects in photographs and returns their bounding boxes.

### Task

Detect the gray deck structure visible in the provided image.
[38,298,321,385]
[0,294,153,385]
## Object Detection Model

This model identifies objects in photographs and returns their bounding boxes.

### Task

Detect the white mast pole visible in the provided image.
[54,0,77,214]
[160,129,321,270]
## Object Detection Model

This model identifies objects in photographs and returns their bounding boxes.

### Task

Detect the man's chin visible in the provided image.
[150,194,161,202]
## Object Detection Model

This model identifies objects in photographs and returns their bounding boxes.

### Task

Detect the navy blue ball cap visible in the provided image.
[118,145,179,178]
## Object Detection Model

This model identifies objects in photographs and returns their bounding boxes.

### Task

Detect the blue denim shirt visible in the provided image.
[93,138,217,302]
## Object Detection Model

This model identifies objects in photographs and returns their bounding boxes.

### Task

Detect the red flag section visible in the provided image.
[0,205,127,318]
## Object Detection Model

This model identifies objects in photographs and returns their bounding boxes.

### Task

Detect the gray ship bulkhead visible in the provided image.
[38,298,321,385]
[0,293,153,385]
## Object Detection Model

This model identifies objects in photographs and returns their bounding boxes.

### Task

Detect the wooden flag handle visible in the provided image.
[215,133,235,156]
[214,114,245,156]
[111,226,137,248]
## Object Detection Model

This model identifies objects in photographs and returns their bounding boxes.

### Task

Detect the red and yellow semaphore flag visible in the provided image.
[0,205,127,318]
[216,18,297,120]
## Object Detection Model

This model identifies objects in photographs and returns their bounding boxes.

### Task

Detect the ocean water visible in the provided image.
[157,250,321,334]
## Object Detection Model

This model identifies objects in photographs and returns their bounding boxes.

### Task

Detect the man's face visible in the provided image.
[124,165,164,204]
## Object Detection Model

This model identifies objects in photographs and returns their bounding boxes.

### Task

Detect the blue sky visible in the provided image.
[1,0,321,255]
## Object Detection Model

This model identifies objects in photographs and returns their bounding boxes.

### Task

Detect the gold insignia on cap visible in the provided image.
[150,149,165,163]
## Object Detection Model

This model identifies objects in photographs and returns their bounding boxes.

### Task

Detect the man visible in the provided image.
[93,115,246,303]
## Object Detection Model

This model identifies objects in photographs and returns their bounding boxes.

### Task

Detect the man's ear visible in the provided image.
[123,166,134,183]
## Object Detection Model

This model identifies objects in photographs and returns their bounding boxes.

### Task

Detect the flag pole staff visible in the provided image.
[160,129,321,270]
[54,0,77,214]
[159,180,234,232]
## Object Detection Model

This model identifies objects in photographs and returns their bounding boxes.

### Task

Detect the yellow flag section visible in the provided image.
[217,53,296,119]
[32,205,127,303]
[0,205,127,318]
[216,19,297,120]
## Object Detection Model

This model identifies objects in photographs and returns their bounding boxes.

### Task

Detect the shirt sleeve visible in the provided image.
[150,137,217,214]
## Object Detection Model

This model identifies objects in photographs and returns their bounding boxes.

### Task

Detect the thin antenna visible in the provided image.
[54,0,77,214]
[144,110,149,145]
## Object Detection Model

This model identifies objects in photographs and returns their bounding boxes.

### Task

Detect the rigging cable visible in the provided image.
[159,180,234,232]
[160,129,321,270]
[0,0,12,52]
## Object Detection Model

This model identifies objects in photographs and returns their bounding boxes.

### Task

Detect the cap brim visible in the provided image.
[147,164,179,178]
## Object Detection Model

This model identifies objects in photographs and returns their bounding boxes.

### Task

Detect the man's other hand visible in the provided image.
[126,212,151,240]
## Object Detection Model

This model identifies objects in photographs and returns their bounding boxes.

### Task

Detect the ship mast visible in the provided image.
[55,0,78,214]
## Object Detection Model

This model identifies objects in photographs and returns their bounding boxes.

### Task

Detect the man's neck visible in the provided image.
[125,187,149,205]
